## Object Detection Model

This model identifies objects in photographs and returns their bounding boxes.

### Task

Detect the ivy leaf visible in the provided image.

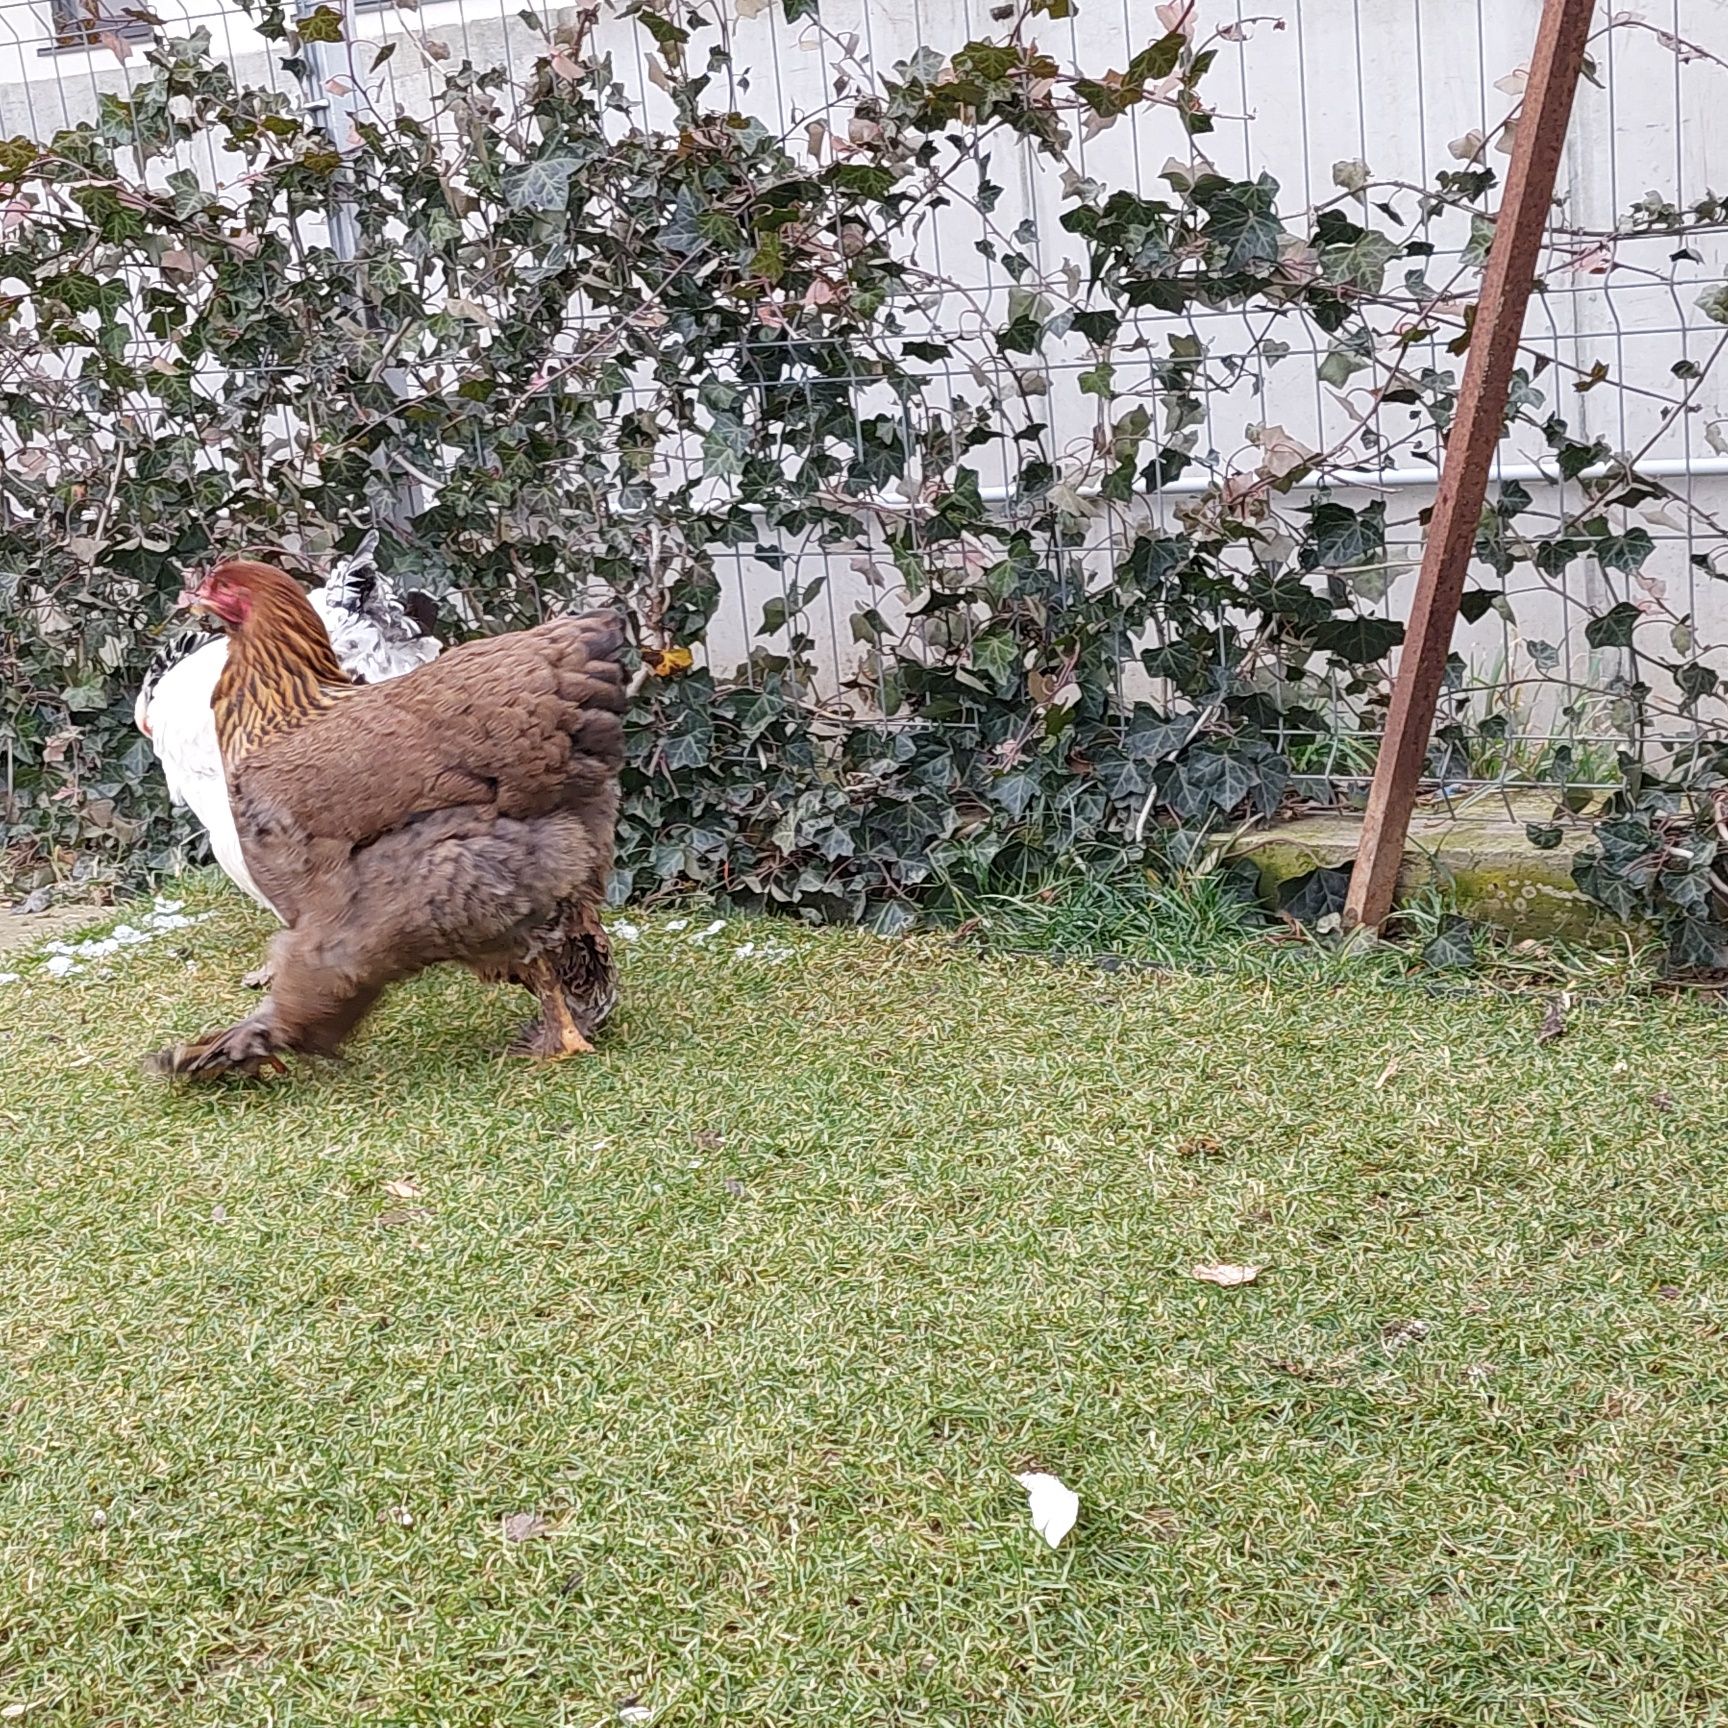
[1316,337,1372,387]
[1421,915,1479,971]
[1525,822,1564,851]
[990,769,1041,818]
[503,157,577,211]
[1201,177,1283,275]
[63,680,109,714]
[828,164,897,200]
[1697,284,1728,326]
[297,4,345,41]
[1078,362,1115,397]
[1593,527,1655,574]
[1209,754,1254,813]
[1127,31,1185,82]
[969,630,1020,688]
[1173,749,1256,816]
[1278,865,1351,928]
[1584,602,1642,650]
[1676,662,1718,706]
[1312,617,1404,662]
[1667,918,1728,971]
[1322,228,1398,291]
[1307,499,1385,570]
[702,418,750,478]
[1462,212,1496,266]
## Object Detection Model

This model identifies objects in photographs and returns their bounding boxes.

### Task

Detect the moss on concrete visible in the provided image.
[1238,807,1612,942]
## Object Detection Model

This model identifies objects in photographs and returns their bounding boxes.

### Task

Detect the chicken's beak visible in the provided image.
[176,585,211,616]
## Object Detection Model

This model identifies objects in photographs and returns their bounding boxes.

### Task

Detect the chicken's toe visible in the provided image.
[241,963,275,991]
[508,1015,596,1061]
[145,1018,288,1082]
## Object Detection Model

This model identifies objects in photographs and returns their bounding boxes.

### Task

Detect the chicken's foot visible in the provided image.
[145,1015,289,1081]
[241,962,275,991]
[510,955,597,1060]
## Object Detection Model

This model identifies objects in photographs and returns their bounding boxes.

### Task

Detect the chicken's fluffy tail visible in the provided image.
[538,608,632,801]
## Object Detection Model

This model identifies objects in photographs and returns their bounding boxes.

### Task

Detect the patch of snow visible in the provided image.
[30,906,212,980]
[612,919,640,943]
[664,917,689,933]
[146,911,204,932]
[689,919,726,945]
[0,973,19,986]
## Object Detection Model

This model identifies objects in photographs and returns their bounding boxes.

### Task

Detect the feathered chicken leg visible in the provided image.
[510,955,597,1060]
[147,922,387,1080]
[504,905,616,1060]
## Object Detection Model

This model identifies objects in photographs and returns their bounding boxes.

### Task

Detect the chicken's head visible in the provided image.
[180,560,314,633]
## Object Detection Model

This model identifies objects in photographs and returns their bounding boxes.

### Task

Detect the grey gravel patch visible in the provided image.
[0,905,95,957]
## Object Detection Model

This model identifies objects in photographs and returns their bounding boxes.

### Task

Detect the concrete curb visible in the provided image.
[1237,805,1608,941]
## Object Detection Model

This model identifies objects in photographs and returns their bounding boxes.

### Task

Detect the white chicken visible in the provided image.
[135,531,442,977]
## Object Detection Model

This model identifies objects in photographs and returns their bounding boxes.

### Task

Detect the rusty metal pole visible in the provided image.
[1342,0,1597,932]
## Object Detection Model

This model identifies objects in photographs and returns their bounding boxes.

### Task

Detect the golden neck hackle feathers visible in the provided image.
[207,561,353,764]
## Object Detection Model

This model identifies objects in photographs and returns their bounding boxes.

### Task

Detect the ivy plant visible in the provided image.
[0,1,1722,944]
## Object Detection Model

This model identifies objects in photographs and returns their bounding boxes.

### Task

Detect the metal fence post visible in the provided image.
[1342,0,1599,932]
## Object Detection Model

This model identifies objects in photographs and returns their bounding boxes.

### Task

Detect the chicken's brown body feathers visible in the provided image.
[149,561,628,1079]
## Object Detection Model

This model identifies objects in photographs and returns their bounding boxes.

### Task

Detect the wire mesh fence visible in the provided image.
[4,0,1728,901]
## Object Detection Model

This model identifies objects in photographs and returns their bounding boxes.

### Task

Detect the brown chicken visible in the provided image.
[148,560,628,1080]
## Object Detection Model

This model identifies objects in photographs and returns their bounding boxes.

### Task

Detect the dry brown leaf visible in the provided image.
[1154,0,1196,38]
[1381,1317,1430,1350]
[381,1176,422,1200]
[1192,1262,1260,1287]
[374,1206,431,1228]
[503,1511,549,1542]
[1248,421,1316,481]
[1536,997,1568,1045]
[1174,1134,1222,1160]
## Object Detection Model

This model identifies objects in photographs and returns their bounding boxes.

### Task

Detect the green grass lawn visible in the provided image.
[2,889,1727,1726]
